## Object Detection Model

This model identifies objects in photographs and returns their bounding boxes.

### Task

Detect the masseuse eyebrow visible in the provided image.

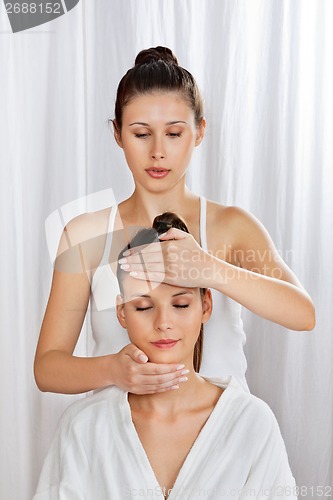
[128,121,187,126]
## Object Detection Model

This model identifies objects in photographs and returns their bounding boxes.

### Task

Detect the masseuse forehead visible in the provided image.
[122,275,195,300]
[122,92,194,125]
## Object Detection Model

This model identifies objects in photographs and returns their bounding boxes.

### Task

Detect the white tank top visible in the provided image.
[90,197,248,390]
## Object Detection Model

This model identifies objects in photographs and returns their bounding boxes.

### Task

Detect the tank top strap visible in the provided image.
[199,196,208,251]
[100,204,118,265]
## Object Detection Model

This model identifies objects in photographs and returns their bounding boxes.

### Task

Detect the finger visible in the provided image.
[129,271,165,283]
[119,253,164,265]
[145,372,189,388]
[137,373,189,393]
[139,362,186,376]
[121,241,162,258]
[139,240,179,256]
[121,263,165,273]
[125,345,148,364]
[158,227,188,240]
[138,241,167,254]
[131,366,190,394]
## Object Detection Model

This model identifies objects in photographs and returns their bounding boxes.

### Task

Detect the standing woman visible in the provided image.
[34,46,315,395]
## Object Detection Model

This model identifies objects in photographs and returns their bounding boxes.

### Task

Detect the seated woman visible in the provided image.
[34,213,297,500]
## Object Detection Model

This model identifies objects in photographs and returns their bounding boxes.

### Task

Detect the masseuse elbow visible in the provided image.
[34,360,48,392]
[303,314,316,331]
[299,302,316,331]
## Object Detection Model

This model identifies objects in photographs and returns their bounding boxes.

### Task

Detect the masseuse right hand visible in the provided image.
[110,344,189,394]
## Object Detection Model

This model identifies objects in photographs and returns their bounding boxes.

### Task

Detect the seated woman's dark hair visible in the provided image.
[117,212,206,373]
[113,46,204,131]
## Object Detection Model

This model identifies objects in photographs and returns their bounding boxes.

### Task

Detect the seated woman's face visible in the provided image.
[116,274,212,366]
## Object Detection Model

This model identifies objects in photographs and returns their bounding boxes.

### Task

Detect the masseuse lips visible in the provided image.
[151,339,179,348]
[145,168,170,178]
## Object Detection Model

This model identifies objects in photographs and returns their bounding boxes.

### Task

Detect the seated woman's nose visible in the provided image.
[157,323,171,332]
[155,315,172,331]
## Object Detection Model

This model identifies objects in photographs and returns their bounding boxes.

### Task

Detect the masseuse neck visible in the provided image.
[128,184,197,225]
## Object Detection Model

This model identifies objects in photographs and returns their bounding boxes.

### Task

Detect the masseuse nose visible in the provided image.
[151,152,164,160]
[150,137,165,160]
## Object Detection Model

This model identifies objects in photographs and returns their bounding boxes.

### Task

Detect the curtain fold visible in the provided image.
[1,1,332,498]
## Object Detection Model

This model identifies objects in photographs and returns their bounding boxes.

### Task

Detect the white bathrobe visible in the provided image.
[33,377,297,499]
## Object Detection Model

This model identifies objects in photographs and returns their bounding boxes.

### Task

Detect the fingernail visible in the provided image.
[130,271,137,277]
[180,369,189,376]
[176,364,185,370]
[123,250,131,257]
[138,354,148,363]
[158,232,167,238]
[118,258,127,264]
[120,264,130,270]
[178,377,188,383]
[171,385,179,390]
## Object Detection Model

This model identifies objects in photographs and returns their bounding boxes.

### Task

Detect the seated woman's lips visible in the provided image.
[151,339,179,349]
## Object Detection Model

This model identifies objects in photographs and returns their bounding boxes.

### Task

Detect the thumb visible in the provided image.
[158,227,187,241]
[127,344,148,363]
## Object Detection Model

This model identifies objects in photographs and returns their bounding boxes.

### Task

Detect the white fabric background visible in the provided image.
[1,1,332,499]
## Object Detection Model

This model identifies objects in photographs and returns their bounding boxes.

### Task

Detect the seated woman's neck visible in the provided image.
[128,367,218,417]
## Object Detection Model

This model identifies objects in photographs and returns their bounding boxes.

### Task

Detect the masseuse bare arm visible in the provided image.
[120,205,315,331]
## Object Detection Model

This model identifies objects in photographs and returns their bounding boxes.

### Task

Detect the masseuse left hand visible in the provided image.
[118,228,216,288]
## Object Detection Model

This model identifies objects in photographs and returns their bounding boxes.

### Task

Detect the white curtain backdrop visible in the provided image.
[1,1,332,498]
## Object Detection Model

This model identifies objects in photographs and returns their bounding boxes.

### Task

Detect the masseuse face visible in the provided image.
[116,275,212,367]
[114,92,205,194]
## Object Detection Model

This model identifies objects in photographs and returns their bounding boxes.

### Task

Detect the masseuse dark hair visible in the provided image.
[113,46,204,131]
[117,212,206,373]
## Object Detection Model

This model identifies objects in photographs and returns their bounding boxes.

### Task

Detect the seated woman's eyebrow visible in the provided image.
[172,291,194,297]
[129,293,151,299]
[129,291,194,299]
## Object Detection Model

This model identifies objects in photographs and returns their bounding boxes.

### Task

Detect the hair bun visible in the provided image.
[153,212,189,234]
[135,46,179,66]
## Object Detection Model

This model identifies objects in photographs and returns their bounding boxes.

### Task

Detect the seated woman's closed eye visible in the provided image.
[134,301,191,310]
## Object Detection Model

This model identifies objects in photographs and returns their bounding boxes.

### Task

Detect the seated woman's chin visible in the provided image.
[149,353,180,363]
[147,350,184,366]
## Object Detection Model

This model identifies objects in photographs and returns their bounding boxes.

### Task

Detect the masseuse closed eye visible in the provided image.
[134,132,182,139]
[135,133,150,138]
